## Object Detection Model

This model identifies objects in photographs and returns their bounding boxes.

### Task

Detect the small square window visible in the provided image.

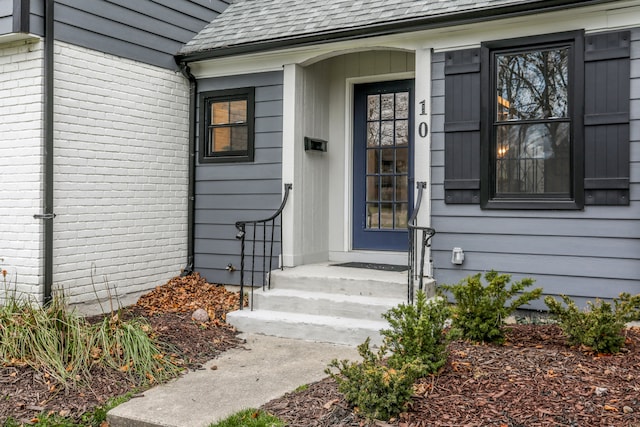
[199,88,255,163]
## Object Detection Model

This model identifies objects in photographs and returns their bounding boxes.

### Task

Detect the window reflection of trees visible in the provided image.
[495,47,571,196]
[364,92,410,229]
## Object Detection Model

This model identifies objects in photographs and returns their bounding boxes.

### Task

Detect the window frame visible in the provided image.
[480,31,584,210]
[199,87,255,164]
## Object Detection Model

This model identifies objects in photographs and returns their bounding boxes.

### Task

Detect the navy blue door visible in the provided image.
[353,80,414,251]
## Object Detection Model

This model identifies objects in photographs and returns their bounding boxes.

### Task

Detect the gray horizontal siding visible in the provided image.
[434,234,640,259]
[28,0,42,34]
[0,16,11,35]
[195,208,283,225]
[0,0,11,16]
[0,0,32,36]
[430,29,640,304]
[196,253,280,287]
[195,238,280,258]
[0,0,11,35]
[198,194,282,211]
[195,178,282,195]
[433,251,638,281]
[196,162,282,182]
[428,214,640,237]
[27,0,229,69]
[196,223,279,237]
[194,71,284,285]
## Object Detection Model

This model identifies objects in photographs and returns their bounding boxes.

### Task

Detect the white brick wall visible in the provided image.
[53,41,189,310]
[0,38,44,301]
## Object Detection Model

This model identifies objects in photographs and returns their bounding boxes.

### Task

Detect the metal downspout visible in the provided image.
[176,62,197,276]
[41,0,55,304]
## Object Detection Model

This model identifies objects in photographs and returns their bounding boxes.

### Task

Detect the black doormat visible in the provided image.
[332,262,408,272]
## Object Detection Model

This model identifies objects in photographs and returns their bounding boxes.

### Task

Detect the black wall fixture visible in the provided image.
[304,137,327,152]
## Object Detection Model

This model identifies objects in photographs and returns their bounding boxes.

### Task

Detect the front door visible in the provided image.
[352,80,414,251]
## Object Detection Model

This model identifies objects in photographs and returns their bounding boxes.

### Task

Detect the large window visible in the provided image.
[199,88,255,163]
[481,32,583,209]
[444,30,629,208]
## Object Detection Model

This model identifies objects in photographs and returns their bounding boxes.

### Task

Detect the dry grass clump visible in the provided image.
[0,291,181,386]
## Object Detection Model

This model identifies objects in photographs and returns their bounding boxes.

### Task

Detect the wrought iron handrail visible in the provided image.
[235,183,292,310]
[408,181,436,304]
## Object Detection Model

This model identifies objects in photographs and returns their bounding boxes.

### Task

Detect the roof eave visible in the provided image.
[175,0,620,64]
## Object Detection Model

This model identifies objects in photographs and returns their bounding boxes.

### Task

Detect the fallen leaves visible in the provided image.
[450,361,471,372]
[323,398,339,409]
[412,381,431,396]
[135,273,246,324]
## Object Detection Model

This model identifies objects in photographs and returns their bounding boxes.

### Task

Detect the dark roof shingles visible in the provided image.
[178,0,531,55]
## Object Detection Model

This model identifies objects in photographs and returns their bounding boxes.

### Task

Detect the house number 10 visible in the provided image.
[418,100,429,138]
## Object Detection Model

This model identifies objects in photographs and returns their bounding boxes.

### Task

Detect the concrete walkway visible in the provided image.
[107,334,360,427]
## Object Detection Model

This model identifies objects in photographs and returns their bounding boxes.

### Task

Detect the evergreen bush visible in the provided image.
[545,293,640,353]
[440,270,542,343]
[326,339,420,421]
[381,290,449,376]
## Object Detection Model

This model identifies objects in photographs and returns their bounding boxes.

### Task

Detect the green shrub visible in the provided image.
[325,293,451,420]
[440,270,542,344]
[326,338,420,421]
[381,290,449,376]
[544,293,640,353]
[209,408,284,427]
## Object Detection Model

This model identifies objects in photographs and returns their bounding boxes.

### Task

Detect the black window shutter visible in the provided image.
[444,48,481,204]
[584,31,630,205]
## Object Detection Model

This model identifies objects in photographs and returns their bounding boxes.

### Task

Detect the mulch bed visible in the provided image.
[1,364,133,425]
[262,325,640,427]
[0,274,244,425]
[3,275,640,426]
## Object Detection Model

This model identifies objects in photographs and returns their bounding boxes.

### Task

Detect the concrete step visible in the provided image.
[251,288,403,320]
[269,263,409,299]
[227,263,436,346]
[226,309,387,346]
